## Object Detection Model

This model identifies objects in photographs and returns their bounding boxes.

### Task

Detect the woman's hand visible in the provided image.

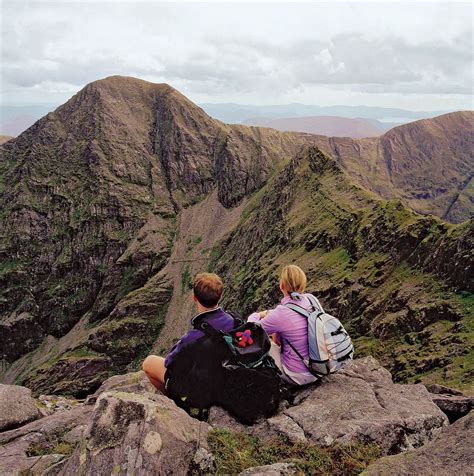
[258,310,269,319]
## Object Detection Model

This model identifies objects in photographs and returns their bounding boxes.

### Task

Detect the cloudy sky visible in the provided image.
[1,0,473,110]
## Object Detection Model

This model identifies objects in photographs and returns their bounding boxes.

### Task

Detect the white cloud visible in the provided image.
[0,1,472,110]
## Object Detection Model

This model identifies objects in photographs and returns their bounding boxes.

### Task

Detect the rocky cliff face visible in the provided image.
[0,76,472,397]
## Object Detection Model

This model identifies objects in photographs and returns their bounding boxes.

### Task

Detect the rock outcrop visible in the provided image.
[427,384,473,423]
[60,390,210,475]
[0,359,469,475]
[364,411,473,475]
[0,384,41,431]
[209,357,448,455]
[0,404,92,475]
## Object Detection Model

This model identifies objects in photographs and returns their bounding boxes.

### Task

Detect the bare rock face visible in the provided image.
[0,404,92,475]
[282,357,448,454]
[59,390,210,475]
[0,384,41,431]
[209,358,448,455]
[364,411,474,475]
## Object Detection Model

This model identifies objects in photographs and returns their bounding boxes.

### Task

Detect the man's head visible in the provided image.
[192,272,223,309]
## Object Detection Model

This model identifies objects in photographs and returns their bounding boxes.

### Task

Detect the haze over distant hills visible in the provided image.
[201,102,452,125]
[244,115,387,138]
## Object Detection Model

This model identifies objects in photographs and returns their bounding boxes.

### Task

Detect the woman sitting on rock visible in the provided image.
[248,264,319,386]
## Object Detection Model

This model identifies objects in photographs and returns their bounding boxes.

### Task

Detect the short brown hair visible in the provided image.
[280,265,307,294]
[193,272,223,307]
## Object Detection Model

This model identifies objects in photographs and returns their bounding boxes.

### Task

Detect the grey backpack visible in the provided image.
[284,294,354,377]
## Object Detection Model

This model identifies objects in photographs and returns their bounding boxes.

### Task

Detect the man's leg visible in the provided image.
[142,355,167,393]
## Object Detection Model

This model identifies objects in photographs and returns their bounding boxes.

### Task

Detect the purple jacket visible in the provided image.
[248,294,318,374]
[165,307,235,368]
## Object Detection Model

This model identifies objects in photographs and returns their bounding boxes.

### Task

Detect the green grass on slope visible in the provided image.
[207,428,381,475]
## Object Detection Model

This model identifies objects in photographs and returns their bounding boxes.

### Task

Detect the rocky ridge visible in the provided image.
[310,111,474,223]
[0,357,471,475]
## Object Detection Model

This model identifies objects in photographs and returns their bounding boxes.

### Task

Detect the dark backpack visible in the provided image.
[165,314,281,424]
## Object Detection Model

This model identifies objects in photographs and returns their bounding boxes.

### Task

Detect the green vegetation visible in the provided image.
[207,428,382,475]
[181,265,191,294]
[27,430,76,457]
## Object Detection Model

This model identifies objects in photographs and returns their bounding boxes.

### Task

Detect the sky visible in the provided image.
[1,0,473,111]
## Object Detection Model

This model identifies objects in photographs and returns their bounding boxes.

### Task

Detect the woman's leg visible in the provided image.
[142,355,167,393]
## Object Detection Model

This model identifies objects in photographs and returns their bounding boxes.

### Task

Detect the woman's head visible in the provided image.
[279,265,307,296]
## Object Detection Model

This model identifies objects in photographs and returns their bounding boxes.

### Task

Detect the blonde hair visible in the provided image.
[280,265,307,294]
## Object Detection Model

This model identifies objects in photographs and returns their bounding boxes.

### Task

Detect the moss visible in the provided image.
[208,428,382,475]
[181,265,191,294]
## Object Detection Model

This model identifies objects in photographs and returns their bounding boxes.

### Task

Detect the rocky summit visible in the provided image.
[2,357,472,475]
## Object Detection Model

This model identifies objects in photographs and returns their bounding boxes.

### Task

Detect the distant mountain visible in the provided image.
[200,102,451,125]
[0,76,472,397]
[311,111,474,223]
[0,105,55,136]
[0,135,14,145]
[244,115,385,138]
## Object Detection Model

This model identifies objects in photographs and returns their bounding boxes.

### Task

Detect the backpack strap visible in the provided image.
[285,303,311,318]
[306,294,324,313]
[194,320,225,338]
[282,337,310,368]
[227,310,244,328]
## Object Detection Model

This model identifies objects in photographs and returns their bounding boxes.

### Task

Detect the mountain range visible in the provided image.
[242,115,387,137]
[0,76,472,397]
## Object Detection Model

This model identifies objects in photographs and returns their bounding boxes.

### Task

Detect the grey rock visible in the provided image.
[426,383,464,396]
[0,383,41,432]
[239,463,299,475]
[0,405,92,475]
[425,384,473,423]
[59,390,210,475]
[192,447,216,472]
[266,414,307,443]
[84,370,154,405]
[364,411,474,475]
[429,393,473,423]
[282,357,448,454]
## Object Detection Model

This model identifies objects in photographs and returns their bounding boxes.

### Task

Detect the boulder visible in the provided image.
[281,357,448,454]
[83,369,154,405]
[426,384,473,423]
[364,411,474,475]
[0,383,41,432]
[0,405,92,475]
[59,390,210,475]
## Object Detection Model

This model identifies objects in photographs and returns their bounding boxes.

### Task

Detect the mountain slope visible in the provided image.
[243,115,383,138]
[211,147,473,390]
[311,111,474,223]
[0,76,472,396]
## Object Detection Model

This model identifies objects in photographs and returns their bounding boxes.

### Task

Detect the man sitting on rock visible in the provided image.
[142,272,236,394]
